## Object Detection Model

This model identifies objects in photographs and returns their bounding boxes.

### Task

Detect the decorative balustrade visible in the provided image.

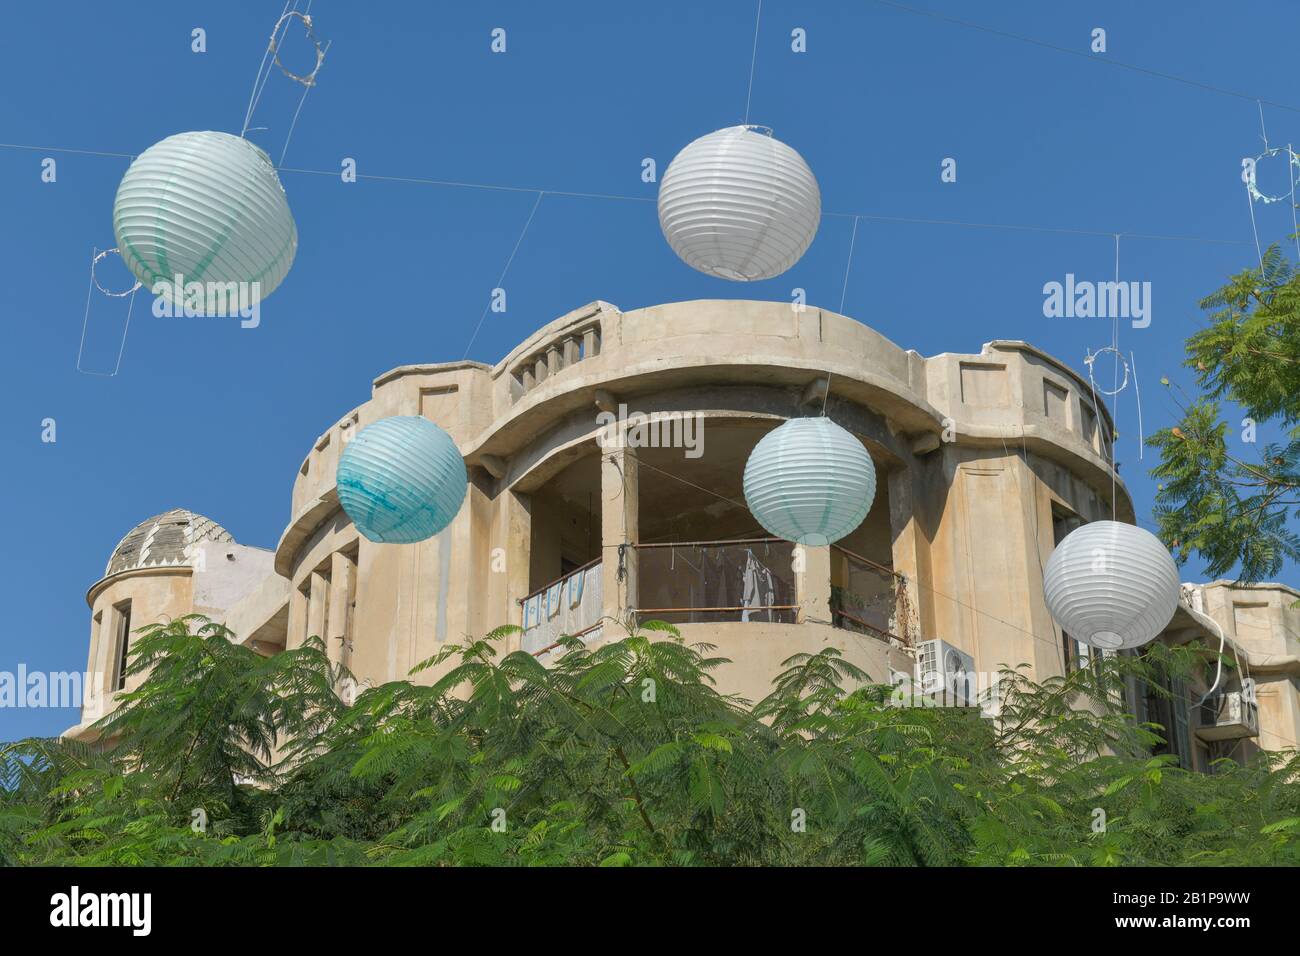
[509,319,602,402]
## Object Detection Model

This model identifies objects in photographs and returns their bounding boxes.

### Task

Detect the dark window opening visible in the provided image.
[114,601,133,691]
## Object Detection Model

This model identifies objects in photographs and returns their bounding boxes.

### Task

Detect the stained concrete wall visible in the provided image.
[72,568,194,737]
[265,300,1132,700]
[69,300,1300,760]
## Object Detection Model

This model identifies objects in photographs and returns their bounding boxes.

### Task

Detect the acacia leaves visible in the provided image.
[2,616,1298,866]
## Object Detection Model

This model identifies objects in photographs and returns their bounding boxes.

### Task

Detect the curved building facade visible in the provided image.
[68,300,1300,767]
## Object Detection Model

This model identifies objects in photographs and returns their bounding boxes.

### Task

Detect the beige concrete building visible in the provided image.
[65,299,1300,768]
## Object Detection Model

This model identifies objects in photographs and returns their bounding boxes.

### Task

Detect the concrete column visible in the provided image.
[887,466,928,643]
[796,545,833,625]
[287,584,309,651]
[85,609,110,721]
[601,443,639,629]
[563,336,581,365]
[306,570,329,646]
[502,490,532,634]
[326,552,355,668]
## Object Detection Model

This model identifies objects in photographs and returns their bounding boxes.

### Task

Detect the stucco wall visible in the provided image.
[71,299,1300,762]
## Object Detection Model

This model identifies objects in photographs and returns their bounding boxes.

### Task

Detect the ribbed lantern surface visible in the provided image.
[336,417,468,544]
[743,417,876,546]
[1042,520,1180,650]
[657,125,820,281]
[113,131,298,303]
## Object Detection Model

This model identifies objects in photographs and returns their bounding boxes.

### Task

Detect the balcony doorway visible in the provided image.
[523,451,603,652]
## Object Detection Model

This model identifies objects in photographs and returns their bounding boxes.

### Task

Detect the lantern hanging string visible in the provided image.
[1081,232,1132,521]
[1083,347,1126,520]
[240,3,330,167]
[241,0,294,137]
[838,215,860,315]
[743,0,763,125]
[462,190,546,359]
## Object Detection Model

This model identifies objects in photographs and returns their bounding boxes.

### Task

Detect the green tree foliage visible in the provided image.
[1149,245,1300,580]
[2,616,1297,866]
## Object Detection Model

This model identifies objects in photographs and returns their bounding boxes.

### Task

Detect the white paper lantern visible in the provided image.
[743,417,876,546]
[112,131,298,305]
[336,417,468,544]
[657,125,820,281]
[1042,520,1180,650]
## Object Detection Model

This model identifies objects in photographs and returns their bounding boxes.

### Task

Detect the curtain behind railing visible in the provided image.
[634,539,797,625]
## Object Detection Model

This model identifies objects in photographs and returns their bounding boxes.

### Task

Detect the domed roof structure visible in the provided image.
[105,508,234,577]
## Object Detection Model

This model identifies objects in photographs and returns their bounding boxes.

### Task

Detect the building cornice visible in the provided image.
[86,565,191,608]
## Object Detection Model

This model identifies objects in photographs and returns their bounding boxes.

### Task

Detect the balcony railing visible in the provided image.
[520,558,603,654]
[508,319,602,402]
[633,538,798,625]
[829,545,911,646]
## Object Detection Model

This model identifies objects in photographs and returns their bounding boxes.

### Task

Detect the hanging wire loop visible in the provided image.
[270,11,327,88]
[91,247,142,298]
[1246,145,1300,205]
[1084,346,1130,397]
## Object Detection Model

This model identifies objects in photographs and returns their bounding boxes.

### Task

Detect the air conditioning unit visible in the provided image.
[914,639,977,707]
[1196,691,1259,741]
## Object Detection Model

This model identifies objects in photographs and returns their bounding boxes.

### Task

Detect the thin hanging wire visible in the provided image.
[839,215,860,314]
[1244,100,1272,273]
[1109,236,1121,517]
[743,0,762,124]
[242,2,329,162]
[1246,175,1267,273]
[1131,350,1145,460]
[77,247,139,377]
[242,0,294,137]
[462,191,546,359]
[279,34,333,165]
[1290,142,1300,262]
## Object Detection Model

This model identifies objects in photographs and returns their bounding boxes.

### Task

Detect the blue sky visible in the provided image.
[2,0,1297,738]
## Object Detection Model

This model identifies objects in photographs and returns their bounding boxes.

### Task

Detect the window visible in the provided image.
[340,546,359,655]
[1080,404,1099,452]
[89,611,103,696]
[1042,379,1069,425]
[1139,655,1194,770]
[113,601,133,691]
[1050,508,1094,673]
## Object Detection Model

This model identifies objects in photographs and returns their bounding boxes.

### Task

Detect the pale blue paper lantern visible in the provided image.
[743,417,876,546]
[336,417,468,544]
[113,131,298,304]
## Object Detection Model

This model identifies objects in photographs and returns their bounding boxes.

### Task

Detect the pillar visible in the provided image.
[306,570,329,647]
[887,466,927,643]
[287,584,309,651]
[601,443,639,631]
[796,545,833,625]
[326,551,356,668]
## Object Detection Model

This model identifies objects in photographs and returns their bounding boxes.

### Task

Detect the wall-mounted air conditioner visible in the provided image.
[1196,691,1259,741]
[914,639,977,707]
